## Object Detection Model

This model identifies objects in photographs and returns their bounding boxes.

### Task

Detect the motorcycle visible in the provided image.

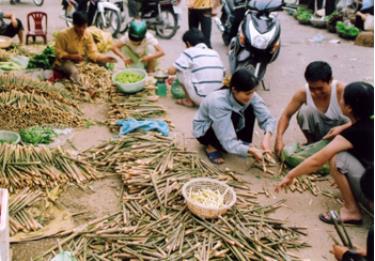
[228,0,282,90]
[214,0,247,46]
[114,0,180,39]
[61,0,122,37]
[10,0,44,6]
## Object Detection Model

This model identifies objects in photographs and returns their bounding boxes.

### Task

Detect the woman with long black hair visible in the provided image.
[192,68,276,164]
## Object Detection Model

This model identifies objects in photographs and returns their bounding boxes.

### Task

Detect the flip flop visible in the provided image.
[319,212,363,225]
[205,150,224,165]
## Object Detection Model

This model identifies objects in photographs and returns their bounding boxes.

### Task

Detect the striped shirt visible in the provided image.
[174,43,224,98]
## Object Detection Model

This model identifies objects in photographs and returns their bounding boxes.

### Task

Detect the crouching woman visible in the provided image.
[192,68,276,164]
[276,81,374,225]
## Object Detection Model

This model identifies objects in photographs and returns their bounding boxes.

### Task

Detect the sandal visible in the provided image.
[205,150,224,165]
[319,212,363,225]
[176,98,195,108]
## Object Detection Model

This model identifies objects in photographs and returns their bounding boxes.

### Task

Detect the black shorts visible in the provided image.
[0,18,24,38]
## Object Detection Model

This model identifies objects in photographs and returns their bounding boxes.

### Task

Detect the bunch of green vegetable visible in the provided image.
[336,21,360,39]
[20,126,57,145]
[281,140,330,175]
[27,46,56,69]
[294,6,310,17]
[115,71,144,84]
[0,61,22,71]
[297,11,313,24]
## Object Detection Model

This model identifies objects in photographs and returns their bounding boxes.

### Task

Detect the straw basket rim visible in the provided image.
[182,177,237,218]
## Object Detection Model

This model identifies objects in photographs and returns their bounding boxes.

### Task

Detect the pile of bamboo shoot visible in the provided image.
[59,63,112,101]
[0,90,83,130]
[0,74,74,106]
[0,144,99,192]
[9,188,44,235]
[61,133,310,261]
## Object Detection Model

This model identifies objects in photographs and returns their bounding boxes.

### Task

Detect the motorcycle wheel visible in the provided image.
[155,9,178,39]
[95,8,121,38]
[115,1,129,34]
[33,0,43,6]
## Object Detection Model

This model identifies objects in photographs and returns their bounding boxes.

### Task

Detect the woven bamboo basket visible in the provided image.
[182,178,236,219]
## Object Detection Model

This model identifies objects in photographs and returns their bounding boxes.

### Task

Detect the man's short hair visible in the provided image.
[73,11,88,26]
[182,28,206,46]
[304,61,332,83]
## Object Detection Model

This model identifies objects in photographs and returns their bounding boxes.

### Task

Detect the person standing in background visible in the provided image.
[187,0,220,48]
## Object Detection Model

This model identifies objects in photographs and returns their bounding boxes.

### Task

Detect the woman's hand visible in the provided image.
[248,146,264,161]
[261,132,272,152]
[275,175,294,192]
[331,245,349,260]
[122,58,133,66]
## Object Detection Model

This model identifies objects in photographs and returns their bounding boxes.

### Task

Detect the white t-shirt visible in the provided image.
[120,32,159,57]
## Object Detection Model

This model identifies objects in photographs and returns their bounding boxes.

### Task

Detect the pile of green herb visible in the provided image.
[20,126,57,145]
[27,46,56,69]
[336,21,360,39]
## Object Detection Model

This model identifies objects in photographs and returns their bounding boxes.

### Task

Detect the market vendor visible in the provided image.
[168,28,224,107]
[54,11,116,82]
[276,82,374,225]
[111,19,164,73]
[192,68,276,164]
[0,10,24,44]
[274,61,349,156]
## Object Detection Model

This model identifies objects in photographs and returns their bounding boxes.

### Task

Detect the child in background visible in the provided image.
[112,19,164,73]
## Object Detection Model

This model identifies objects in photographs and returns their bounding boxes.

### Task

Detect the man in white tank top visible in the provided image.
[274,61,350,156]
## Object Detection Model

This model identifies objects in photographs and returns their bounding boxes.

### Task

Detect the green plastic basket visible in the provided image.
[0,130,21,144]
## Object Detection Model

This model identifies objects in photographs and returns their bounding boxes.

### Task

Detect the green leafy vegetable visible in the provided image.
[27,46,56,69]
[20,126,57,145]
[115,71,144,84]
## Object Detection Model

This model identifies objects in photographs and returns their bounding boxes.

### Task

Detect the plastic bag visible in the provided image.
[51,251,77,261]
[281,140,330,175]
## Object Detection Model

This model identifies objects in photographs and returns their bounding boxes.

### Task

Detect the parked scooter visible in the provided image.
[10,0,44,6]
[228,0,282,90]
[114,0,180,39]
[61,0,122,37]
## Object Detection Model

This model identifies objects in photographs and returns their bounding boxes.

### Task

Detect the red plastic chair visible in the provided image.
[26,11,47,45]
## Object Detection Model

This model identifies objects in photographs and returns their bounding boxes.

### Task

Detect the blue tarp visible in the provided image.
[116,118,169,136]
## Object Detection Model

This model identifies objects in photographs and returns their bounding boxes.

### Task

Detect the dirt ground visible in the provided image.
[6,0,374,260]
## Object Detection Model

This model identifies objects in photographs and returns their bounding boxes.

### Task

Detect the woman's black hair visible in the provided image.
[304,61,332,83]
[230,68,259,92]
[72,11,88,26]
[344,81,374,120]
[182,28,206,46]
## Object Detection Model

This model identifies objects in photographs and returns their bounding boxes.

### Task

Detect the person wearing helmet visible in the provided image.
[112,19,164,73]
